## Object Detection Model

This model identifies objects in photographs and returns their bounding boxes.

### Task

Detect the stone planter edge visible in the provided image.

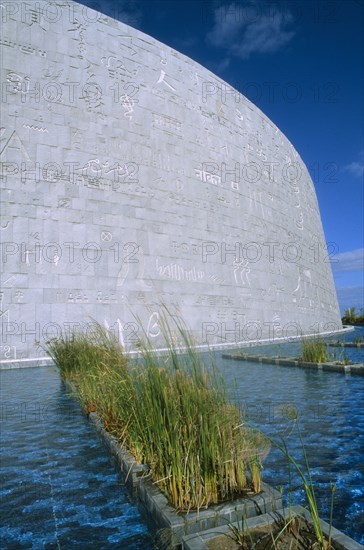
[222,354,364,375]
[86,411,282,542]
[181,505,364,550]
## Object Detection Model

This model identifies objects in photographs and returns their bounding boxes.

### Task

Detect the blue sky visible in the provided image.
[79,0,363,314]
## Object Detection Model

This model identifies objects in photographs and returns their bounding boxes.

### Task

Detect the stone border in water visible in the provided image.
[326,342,364,348]
[222,354,364,375]
[86,411,282,545]
[181,505,364,550]
[0,357,54,370]
[0,326,354,370]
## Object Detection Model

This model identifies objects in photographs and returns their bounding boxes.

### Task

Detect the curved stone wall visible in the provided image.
[0,0,342,360]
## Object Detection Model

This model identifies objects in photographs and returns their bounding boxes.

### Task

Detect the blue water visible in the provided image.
[0,366,155,549]
[1,328,363,547]
[234,325,364,364]
[212,326,364,545]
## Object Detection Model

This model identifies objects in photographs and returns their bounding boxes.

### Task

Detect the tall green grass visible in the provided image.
[230,409,337,549]
[270,423,336,550]
[45,313,269,511]
[299,338,328,363]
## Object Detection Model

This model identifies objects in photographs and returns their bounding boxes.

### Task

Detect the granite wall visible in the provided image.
[0,0,342,360]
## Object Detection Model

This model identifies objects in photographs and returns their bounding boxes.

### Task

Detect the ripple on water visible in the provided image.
[1,352,363,547]
[210,341,364,546]
[0,367,155,549]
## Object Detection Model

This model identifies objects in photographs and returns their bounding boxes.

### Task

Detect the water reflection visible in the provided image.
[0,366,155,549]
[210,329,364,544]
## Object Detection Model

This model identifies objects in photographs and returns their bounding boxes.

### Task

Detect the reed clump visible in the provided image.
[299,338,328,363]
[46,313,269,512]
[46,325,134,436]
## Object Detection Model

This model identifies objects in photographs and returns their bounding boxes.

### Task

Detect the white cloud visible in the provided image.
[335,285,364,314]
[345,162,364,178]
[208,57,231,73]
[343,151,364,178]
[331,248,364,273]
[207,2,295,59]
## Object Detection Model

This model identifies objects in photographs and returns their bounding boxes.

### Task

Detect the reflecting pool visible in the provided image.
[212,326,364,544]
[1,326,363,547]
[0,366,155,549]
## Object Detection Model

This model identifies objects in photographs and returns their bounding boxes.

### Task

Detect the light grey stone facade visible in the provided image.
[0,1,342,360]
